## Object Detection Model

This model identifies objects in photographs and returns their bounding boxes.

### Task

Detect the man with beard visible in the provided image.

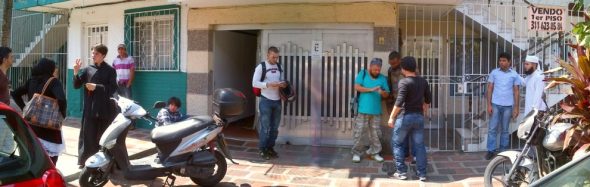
[351,58,389,163]
[523,56,546,115]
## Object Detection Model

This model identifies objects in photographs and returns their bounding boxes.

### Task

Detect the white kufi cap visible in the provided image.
[525,56,540,64]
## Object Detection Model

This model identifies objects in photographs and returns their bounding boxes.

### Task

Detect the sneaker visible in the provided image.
[371,154,384,162]
[259,150,271,160]
[392,172,407,180]
[419,176,427,181]
[352,154,361,163]
[485,151,495,160]
[268,148,279,158]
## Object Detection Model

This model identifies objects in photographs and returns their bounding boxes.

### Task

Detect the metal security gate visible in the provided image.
[9,10,68,92]
[279,42,368,145]
[264,29,372,146]
[399,0,582,151]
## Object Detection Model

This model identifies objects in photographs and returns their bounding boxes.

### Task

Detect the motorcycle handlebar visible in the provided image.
[144,114,158,123]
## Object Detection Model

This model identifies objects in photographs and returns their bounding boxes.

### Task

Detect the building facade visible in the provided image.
[14,0,580,152]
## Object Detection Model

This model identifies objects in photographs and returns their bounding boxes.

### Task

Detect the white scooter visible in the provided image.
[79,88,245,187]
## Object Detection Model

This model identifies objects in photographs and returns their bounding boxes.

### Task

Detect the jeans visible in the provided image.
[392,113,427,177]
[117,83,135,128]
[487,104,513,152]
[117,83,132,98]
[258,96,282,150]
[387,104,413,158]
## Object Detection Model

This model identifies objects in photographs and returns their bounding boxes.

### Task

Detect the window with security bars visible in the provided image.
[86,25,108,64]
[124,5,179,71]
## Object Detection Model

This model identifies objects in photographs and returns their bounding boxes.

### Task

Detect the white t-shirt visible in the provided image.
[252,61,282,100]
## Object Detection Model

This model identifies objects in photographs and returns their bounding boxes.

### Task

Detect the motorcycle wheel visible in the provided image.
[190,150,228,187]
[79,167,109,187]
[484,156,535,187]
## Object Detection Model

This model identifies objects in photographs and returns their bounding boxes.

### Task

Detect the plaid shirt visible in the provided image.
[156,108,184,126]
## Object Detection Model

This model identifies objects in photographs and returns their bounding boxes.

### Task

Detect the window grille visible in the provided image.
[124,5,179,71]
[86,25,108,64]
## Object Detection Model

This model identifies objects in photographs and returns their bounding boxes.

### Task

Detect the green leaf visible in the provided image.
[573,0,584,12]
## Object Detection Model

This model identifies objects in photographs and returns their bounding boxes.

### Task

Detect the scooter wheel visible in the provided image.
[79,167,109,187]
[190,150,227,186]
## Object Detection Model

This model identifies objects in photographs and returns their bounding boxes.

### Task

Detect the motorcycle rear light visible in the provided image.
[43,168,66,187]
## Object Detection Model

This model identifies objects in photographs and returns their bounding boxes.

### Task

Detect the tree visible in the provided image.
[1,0,12,46]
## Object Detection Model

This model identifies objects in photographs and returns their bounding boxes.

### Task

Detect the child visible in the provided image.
[156,97,185,126]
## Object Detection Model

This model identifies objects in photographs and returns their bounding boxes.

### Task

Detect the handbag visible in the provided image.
[23,77,64,130]
[349,69,367,118]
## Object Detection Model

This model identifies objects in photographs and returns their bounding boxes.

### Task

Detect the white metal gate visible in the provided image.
[399,0,583,151]
[10,10,68,91]
[264,29,372,146]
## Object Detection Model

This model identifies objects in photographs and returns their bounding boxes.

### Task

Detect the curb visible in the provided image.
[63,147,158,182]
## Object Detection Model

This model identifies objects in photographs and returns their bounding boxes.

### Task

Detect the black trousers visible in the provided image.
[78,116,111,165]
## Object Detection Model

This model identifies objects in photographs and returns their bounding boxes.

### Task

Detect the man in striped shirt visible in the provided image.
[113,44,135,98]
[113,44,136,128]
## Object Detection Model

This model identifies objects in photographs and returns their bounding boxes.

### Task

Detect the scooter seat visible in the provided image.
[151,116,215,144]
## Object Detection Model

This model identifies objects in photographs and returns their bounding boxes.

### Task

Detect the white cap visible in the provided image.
[525,56,540,64]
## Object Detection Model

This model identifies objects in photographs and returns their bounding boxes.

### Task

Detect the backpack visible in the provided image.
[349,69,367,118]
[253,62,282,97]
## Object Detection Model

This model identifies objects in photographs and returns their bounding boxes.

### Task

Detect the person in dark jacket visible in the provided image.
[73,44,118,167]
[0,47,13,105]
[12,58,67,164]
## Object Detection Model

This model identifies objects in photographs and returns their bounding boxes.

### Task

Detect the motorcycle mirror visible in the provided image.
[153,101,166,109]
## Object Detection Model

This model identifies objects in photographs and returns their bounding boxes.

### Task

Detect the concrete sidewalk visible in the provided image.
[58,118,488,187]
[57,118,157,184]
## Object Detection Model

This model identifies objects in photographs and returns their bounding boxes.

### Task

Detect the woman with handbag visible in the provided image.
[12,58,66,164]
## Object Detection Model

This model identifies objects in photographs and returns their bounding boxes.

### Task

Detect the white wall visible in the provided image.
[67,0,188,71]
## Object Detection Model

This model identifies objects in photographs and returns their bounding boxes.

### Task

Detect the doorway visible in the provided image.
[213,30,259,139]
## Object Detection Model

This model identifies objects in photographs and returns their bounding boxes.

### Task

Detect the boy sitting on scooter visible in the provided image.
[156,97,185,126]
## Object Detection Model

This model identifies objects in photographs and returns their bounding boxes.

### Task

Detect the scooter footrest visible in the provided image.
[124,164,167,180]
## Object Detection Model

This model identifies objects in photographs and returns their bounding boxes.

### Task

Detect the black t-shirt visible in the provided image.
[395,76,432,115]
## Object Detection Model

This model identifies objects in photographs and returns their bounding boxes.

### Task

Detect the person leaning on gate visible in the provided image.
[485,52,522,160]
[113,44,137,129]
[252,46,287,160]
[522,55,546,116]
[351,58,390,163]
[388,56,431,181]
[73,44,119,168]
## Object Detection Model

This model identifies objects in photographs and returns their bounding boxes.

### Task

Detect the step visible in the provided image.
[454,127,479,141]
[473,119,487,129]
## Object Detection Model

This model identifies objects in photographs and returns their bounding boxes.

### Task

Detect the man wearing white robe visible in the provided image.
[523,55,547,115]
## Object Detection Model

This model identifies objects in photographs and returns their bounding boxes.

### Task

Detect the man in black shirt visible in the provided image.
[387,56,431,181]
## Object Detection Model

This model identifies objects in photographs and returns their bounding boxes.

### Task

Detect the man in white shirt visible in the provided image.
[252,46,287,160]
[523,55,547,115]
